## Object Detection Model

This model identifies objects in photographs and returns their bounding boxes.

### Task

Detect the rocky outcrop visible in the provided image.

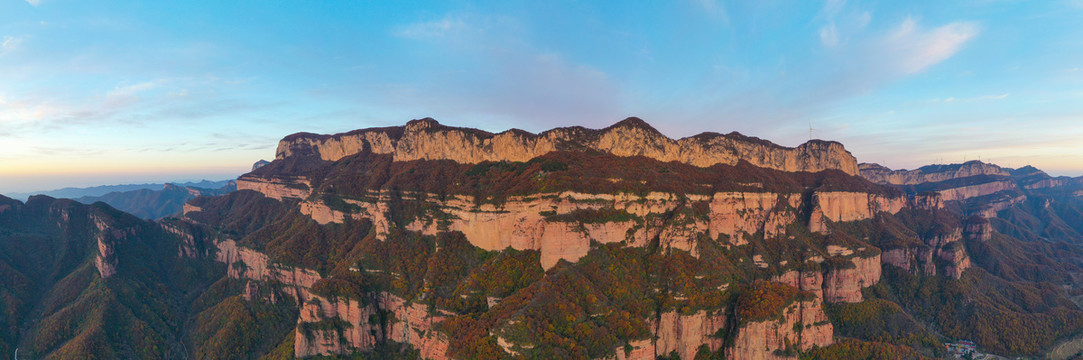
[727,297,833,359]
[294,292,450,359]
[252,159,271,171]
[214,239,322,302]
[94,234,117,278]
[970,193,1027,218]
[91,214,119,278]
[881,248,915,272]
[707,193,801,246]
[1024,178,1064,190]
[911,193,944,210]
[774,270,825,300]
[276,118,860,175]
[235,176,311,200]
[606,311,728,360]
[812,192,907,223]
[881,227,971,279]
[206,237,452,359]
[181,203,201,216]
[964,217,993,242]
[936,180,1016,202]
[859,161,1009,185]
[823,254,881,303]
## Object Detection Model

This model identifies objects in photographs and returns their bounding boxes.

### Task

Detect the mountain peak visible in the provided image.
[605,117,661,133]
[405,117,441,132]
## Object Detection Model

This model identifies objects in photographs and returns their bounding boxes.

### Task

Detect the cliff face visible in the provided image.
[823,254,881,303]
[202,236,452,359]
[294,293,450,359]
[294,190,903,270]
[881,227,971,279]
[605,311,728,360]
[185,188,875,360]
[859,161,1009,185]
[728,297,834,360]
[935,180,1016,202]
[813,192,907,223]
[235,176,311,200]
[275,118,860,175]
[90,214,120,278]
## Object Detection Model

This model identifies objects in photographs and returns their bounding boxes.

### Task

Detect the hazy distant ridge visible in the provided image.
[4,179,233,202]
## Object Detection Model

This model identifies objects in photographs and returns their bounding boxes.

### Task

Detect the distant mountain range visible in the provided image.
[74,181,237,220]
[4,179,234,202]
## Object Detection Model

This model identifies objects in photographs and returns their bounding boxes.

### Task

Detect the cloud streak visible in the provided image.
[1,36,24,56]
[882,18,978,74]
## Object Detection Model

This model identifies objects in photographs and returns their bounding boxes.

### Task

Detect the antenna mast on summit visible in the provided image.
[808,119,815,141]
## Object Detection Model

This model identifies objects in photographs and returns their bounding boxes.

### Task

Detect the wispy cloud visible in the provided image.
[882,17,978,74]
[1,36,24,56]
[25,0,41,7]
[817,0,850,48]
[820,24,839,47]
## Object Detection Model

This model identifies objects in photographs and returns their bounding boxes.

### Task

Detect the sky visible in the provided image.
[1,0,1083,193]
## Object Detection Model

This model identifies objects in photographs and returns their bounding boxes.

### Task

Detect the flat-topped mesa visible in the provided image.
[859,161,1009,185]
[275,117,860,175]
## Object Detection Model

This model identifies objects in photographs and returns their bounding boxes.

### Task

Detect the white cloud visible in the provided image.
[25,0,41,7]
[820,24,839,47]
[1,36,24,56]
[882,17,978,74]
[856,12,872,28]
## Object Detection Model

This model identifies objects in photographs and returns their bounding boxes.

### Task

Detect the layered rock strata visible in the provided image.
[201,236,451,358]
[727,297,834,360]
[236,176,311,200]
[276,118,860,175]
[822,254,881,302]
[602,311,728,360]
[296,190,905,270]
[295,293,449,359]
[880,228,971,279]
[936,180,1016,202]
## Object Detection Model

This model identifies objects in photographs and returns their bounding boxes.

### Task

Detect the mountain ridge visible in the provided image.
[274,117,861,175]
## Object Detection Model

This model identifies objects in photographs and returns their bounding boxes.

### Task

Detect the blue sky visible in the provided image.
[1,0,1082,193]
